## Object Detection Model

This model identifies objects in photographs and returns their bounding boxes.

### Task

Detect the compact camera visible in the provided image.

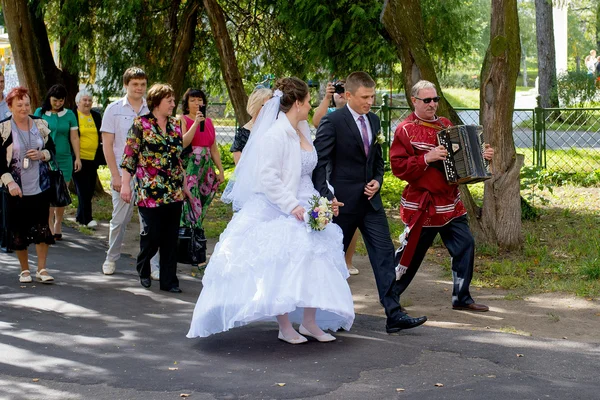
[331,81,345,107]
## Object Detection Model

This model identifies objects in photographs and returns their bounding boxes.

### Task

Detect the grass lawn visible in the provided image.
[84,159,599,299]
[443,88,480,108]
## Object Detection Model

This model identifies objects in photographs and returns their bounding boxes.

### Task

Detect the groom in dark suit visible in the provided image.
[312,71,427,333]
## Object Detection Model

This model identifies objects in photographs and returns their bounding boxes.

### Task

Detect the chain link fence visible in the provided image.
[209,101,600,173]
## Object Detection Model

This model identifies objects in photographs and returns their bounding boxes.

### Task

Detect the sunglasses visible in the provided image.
[414,96,440,104]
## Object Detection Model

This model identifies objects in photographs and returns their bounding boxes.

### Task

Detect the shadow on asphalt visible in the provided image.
[1,228,600,400]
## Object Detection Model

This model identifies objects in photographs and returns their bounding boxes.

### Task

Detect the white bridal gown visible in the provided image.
[187,148,355,338]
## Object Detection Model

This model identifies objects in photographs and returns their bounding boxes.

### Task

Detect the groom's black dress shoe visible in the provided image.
[140,277,152,288]
[386,314,427,333]
[161,286,182,293]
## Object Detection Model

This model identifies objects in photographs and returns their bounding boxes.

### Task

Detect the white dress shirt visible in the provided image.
[346,104,372,145]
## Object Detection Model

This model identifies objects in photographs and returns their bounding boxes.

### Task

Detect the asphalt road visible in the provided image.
[1,228,599,400]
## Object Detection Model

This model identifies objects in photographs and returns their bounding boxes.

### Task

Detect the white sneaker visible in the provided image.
[87,220,98,228]
[347,266,359,275]
[19,270,32,283]
[102,260,116,275]
[150,270,160,281]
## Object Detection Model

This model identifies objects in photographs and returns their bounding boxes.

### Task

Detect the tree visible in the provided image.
[1,0,78,106]
[165,1,202,100]
[381,0,460,124]
[203,0,250,125]
[478,0,524,248]
[535,0,559,107]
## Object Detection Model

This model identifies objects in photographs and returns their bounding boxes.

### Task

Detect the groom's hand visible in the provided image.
[331,198,344,217]
[364,180,380,200]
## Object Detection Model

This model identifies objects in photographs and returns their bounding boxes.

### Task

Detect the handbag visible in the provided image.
[0,186,11,252]
[47,152,72,207]
[177,201,207,265]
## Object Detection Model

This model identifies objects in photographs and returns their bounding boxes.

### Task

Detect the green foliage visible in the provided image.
[439,73,480,90]
[422,0,490,73]
[218,144,235,170]
[557,71,598,107]
[579,258,600,280]
[380,171,406,209]
[520,166,556,206]
[272,0,397,78]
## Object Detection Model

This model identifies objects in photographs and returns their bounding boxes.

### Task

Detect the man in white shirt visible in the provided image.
[100,67,150,275]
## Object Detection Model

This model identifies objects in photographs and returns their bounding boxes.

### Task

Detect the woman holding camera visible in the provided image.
[179,89,224,241]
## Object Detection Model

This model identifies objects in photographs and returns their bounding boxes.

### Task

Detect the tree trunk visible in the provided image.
[478,0,524,249]
[380,0,461,125]
[202,0,250,125]
[3,0,80,107]
[535,0,559,107]
[2,0,55,106]
[166,1,201,101]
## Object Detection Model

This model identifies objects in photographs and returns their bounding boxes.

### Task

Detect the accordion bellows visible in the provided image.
[436,125,491,185]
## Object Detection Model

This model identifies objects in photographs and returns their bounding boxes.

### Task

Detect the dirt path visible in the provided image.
[72,211,599,345]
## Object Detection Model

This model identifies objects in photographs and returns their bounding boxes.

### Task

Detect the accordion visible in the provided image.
[436,125,491,185]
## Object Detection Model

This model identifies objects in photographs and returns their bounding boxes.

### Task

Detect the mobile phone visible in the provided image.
[199,105,207,132]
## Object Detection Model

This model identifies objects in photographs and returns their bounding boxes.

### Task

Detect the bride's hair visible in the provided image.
[275,77,308,113]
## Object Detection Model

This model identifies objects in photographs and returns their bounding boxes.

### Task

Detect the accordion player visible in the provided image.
[436,125,491,184]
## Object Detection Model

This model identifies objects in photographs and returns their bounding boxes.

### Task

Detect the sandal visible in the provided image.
[36,269,55,283]
[19,270,32,283]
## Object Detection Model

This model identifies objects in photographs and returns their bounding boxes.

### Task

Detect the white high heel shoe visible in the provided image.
[299,324,336,342]
[278,330,308,344]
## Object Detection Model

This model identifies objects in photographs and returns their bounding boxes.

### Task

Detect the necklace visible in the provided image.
[13,119,36,170]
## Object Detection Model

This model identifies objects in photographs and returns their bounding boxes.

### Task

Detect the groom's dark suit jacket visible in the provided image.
[312,105,384,214]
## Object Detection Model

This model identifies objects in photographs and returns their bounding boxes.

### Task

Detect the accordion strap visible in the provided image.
[413,119,447,131]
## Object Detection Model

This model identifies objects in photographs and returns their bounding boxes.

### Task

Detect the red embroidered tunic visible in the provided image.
[390,112,466,228]
[390,112,468,272]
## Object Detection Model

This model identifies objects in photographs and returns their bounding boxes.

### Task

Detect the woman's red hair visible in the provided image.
[6,87,29,107]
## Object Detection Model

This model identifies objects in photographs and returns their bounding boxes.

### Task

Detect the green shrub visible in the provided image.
[557,71,597,107]
[219,144,235,170]
[439,72,480,89]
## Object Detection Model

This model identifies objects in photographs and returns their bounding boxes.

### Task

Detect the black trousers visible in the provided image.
[334,199,403,321]
[137,202,183,290]
[72,159,98,225]
[395,215,475,307]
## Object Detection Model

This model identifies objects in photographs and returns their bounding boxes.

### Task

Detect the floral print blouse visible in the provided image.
[120,113,185,208]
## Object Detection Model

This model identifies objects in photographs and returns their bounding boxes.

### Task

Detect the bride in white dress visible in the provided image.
[187,77,354,344]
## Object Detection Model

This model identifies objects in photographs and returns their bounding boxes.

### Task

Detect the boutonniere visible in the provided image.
[376,133,386,145]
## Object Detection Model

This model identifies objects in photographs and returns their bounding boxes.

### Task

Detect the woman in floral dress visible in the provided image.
[180,89,224,238]
[120,83,190,293]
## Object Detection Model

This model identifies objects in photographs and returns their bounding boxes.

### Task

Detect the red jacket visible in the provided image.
[390,112,466,227]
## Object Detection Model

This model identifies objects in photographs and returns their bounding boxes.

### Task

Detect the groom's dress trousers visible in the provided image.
[313,105,403,321]
[390,112,475,307]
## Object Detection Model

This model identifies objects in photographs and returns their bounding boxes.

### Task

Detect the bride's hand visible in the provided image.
[291,205,306,221]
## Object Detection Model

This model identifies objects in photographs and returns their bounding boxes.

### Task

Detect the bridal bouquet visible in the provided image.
[305,195,333,231]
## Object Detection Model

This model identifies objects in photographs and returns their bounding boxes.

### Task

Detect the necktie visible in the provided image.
[358,115,370,156]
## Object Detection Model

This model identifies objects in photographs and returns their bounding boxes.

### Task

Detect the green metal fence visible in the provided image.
[208,99,600,173]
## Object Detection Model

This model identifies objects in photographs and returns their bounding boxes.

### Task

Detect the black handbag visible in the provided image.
[177,202,206,265]
[47,152,72,207]
[0,186,11,252]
